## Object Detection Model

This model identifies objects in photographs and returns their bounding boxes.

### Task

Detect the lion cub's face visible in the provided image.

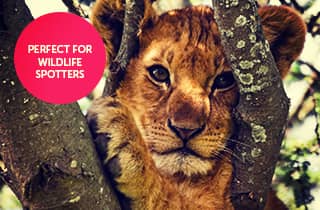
[118,6,238,177]
[92,0,306,178]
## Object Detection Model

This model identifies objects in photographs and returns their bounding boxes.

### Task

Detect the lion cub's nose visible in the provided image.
[168,120,205,143]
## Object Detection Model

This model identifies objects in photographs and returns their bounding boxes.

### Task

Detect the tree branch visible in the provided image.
[297,60,320,78]
[103,0,147,97]
[307,11,320,36]
[62,0,88,18]
[212,1,289,210]
[290,0,305,13]
[279,0,304,13]
[0,0,119,209]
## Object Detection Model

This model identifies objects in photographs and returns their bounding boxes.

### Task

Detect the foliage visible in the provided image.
[274,46,320,210]
[275,141,319,209]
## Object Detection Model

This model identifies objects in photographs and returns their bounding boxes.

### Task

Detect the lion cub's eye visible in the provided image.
[147,65,170,83]
[213,71,235,90]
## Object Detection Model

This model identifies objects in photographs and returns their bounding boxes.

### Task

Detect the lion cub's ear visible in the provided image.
[91,0,158,63]
[258,6,306,78]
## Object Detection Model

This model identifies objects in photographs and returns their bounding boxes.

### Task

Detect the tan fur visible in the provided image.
[89,1,305,209]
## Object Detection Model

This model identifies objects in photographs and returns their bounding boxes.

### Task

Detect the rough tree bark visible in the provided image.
[0,0,120,209]
[212,1,289,210]
[103,0,147,97]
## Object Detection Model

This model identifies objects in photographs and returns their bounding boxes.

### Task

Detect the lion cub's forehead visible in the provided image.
[140,6,226,83]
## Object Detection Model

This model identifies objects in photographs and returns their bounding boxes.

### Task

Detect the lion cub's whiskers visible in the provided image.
[214,144,244,163]
[226,138,253,148]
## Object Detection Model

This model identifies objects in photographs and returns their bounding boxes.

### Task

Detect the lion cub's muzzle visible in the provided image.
[166,86,210,143]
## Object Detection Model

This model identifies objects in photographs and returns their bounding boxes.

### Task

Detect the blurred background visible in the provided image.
[1,0,319,209]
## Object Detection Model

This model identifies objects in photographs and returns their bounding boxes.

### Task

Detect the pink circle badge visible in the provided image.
[14,12,106,104]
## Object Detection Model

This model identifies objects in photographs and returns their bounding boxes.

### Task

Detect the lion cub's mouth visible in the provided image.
[158,147,203,158]
[151,147,214,176]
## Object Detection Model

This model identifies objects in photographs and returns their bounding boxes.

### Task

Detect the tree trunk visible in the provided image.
[212,1,289,210]
[0,1,120,209]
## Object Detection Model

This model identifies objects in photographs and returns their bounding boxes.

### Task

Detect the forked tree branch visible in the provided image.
[212,1,289,210]
[0,0,120,209]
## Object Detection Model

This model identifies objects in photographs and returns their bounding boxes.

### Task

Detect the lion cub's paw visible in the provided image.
[96,98,133,133]
[94,98,136,152]
[89,97,147,180]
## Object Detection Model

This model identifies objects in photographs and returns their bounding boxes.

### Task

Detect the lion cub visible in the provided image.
[88,0,306,209]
